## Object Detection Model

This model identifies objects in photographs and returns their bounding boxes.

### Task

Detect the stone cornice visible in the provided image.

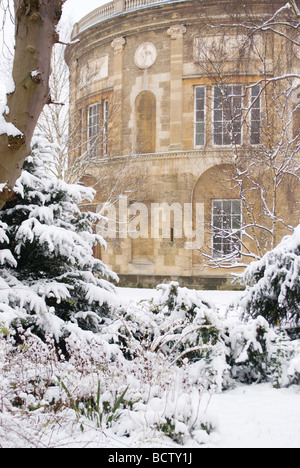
[95,149,238,165]
[72,0,187,38]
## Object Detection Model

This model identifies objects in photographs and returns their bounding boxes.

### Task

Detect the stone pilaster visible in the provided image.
[111,37,126,156]
[167,25,186,151]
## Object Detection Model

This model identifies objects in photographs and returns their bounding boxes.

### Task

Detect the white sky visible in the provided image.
[0,0,110,58]
[1,1,110,36]
[61,0,110,24]
[0,0,111,82]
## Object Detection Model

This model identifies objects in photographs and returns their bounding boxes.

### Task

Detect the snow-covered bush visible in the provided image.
[104,281,300,391]
[238,225,300,332]
[113,384,218,446]
[0,137,118,343]
[225,315,299,387]
[1,280,300,447]
[0,318,218,447]
[106,282,232,392]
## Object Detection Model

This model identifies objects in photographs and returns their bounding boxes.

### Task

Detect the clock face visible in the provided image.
[134,43,157,69]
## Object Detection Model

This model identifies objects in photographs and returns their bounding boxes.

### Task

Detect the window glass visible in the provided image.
[195,86,206,146]
[251,84,261,145]
[88,104,100,157]
[212,199,242,258]
[213,85,242,145]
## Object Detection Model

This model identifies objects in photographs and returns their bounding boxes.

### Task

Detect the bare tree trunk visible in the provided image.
[0,0,64,209]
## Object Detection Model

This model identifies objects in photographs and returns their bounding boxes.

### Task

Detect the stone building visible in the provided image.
[65,0,300,289]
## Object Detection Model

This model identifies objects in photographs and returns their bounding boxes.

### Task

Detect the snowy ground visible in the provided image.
[45,383,299,449]
[1,287,300,449]
[111,288,300,449]
[206,383,300,448]
[116,287,241,313]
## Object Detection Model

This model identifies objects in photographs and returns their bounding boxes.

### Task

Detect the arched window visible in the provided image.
[192,164,242,262]
[135,91,156,154]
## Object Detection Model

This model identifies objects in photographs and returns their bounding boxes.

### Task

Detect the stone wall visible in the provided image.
[66,0,300,288]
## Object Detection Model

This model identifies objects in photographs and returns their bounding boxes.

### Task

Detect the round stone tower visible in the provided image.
[65,0,300,288]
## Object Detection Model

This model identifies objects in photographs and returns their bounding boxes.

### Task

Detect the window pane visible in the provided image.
[223,132,232,145]
[252,108,260,121]
[213,216,222,229]
[103,100,108,156]
[214,109,223,122]
[252,121,260,133]
[214,131,223,146]
[251,132,260,145]
[232,199,241,214]
[196,133,204,146]
[195,86,205,146]
[196,86,204,99]
[223,200,232,213]
[213,200,222,213]
[213,85,242,146]
[196,121,204,132]
[251,85,261,145]
[252,84,260,98]
[232,215,241,230]
[212,199,242,258]
[88,104,100,157]
[233,85,242,96]
[214,87,222,100]
[196,110,205,121]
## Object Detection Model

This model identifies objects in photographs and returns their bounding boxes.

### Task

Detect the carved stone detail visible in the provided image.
[167,24,186,39]
[111,36,126,51]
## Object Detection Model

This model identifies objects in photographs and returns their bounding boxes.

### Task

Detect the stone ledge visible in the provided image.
[94,148,238,165]
[71,0,187,37]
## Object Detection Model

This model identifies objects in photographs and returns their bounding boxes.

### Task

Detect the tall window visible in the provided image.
[88,103,100,157]
[250,84,261,145]
[213,85,242,146]
[195,86,206,146]
[103,99,108,156]
[212,199,242,258]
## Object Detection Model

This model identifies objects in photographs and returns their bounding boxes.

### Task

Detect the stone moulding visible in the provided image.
[72,0,186,37]
[95,148,235,165]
